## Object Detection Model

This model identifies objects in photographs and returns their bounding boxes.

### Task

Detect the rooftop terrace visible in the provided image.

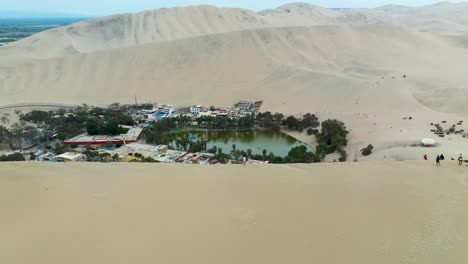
[64,126,144,145]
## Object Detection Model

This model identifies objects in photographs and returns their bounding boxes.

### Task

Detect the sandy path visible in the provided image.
[0,162,467,264]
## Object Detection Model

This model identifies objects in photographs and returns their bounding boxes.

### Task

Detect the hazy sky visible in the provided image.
[2,0,466,16]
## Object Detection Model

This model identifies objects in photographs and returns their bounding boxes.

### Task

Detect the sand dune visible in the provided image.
[259,3,341,26]
[0,3,345,59]
[2,4,468,262]
[2,5,468,260]
[1,3,468,161]
[1,24,466,110]
[5,2,468,60]
[345,2,468,35]
[0,4,347,59]
[1,161,467,264]
[0,5,269,59]
[1,3,468,114]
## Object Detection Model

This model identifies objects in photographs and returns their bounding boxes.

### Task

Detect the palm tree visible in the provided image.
[200,135,207,152]
[235,150,241,161]
[210,145,217,154]
[178,138,189,151]
[202,141,207,152]
[232,144,236,154]
[262,149,267,161]
[274,113,284,123]
[247,149,252,160]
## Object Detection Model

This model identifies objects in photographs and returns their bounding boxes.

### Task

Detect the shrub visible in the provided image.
[307,128,314,135]
[338,148,348,162]
[58,133,66,141]
[0,153,25,162]
[361,144,374,156]
[286,145,315,163]
[211,153,230,164]
[142,157,158,163]
[297,123,304,133]
[54,144,67,155]
[302,113,320,128]
[207,146,218,154]
[20,110,50,123]
[316,119,349,154]
[284,116,299,130]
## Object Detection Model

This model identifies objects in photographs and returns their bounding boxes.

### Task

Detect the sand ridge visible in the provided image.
[1,3,468,161]
[0,161,467,264]
[3,2,468,58]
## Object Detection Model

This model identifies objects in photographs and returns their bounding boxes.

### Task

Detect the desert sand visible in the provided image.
[2,4,468,263]
[1,161,468,264]
[1,3,468,161]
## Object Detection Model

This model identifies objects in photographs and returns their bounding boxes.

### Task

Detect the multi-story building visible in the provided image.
[190,105,203,115]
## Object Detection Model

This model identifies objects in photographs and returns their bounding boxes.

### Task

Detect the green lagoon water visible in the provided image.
[168,131,313,157]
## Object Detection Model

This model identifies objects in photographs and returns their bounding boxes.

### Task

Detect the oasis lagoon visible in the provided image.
[168,130,313,157]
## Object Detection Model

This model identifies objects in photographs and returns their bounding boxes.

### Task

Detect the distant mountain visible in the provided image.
[0,10,89,19]
[259,2,340,17]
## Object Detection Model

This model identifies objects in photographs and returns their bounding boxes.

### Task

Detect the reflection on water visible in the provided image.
[168,130,313,157]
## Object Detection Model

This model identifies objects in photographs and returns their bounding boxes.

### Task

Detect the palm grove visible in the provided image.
[144,111,349,163]
[1,106,349,163]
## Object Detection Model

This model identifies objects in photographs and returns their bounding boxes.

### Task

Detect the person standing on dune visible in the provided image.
[436,155,440,166]
[424,154,428,161]
[458,154,463,166]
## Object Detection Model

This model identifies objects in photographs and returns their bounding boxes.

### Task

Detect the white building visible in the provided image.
[141,108,158,114]
[190,105,203,115]
[159,105,174,115]
[240,111,253,118]
[37,152,55,161]
[54,152,87,162]
[214,109,229,117]
[198,111,214,118]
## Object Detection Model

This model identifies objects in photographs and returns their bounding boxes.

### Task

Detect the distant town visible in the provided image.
[0,18,84,46]
[0,100,350,164]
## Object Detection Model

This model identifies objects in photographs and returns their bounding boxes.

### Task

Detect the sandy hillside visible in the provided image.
[2,2,468,59]
[0,162,467,264]
[0,6,269,59]
[0,3,345,59]
[1,3,468,161]
[1,24,467,114]
[345,2,468,35]
[259,3,342,26]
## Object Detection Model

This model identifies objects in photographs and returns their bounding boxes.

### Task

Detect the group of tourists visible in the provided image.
[424,153,463,166]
